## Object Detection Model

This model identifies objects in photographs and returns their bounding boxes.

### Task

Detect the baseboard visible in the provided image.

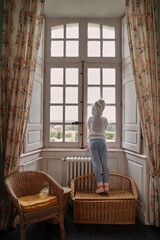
[136,203,151,225]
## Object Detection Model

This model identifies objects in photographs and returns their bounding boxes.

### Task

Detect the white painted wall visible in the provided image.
[125,151,149,224]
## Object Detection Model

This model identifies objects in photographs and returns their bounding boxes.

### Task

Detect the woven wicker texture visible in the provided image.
[41,187,71,224]
[75,190,135,200]
[5,171,66,240]
[71,173,137,224]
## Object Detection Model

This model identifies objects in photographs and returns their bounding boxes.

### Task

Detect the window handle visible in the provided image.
[72,121,84,126]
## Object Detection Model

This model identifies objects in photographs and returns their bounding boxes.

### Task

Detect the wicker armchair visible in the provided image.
[5,171,66,240]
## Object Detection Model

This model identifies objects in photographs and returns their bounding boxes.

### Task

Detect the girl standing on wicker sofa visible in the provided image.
[88,99,109,194]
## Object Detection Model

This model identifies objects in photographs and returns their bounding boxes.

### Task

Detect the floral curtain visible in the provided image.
[125,0,160,226]
[0,0,45,230]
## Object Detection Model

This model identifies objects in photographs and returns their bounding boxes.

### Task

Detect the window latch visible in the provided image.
[72,121,84,126]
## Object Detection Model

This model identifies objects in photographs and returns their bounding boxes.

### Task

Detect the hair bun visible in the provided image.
[97,99,105,108]
[92,99,105,117]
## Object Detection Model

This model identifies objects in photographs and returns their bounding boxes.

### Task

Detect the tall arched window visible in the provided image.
[44,19,121,148]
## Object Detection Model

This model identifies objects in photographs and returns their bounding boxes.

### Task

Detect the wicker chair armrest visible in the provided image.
[71,178,76,199]
[130,179,138,199]
[118,173,137,199]
[114,173,137,198]
[71,175,83,199]
[71,174,95,198]
[41,172,64,203]
[4,181,23,214]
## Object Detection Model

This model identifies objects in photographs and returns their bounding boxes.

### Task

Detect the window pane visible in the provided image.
[66,87,78,103]
[103,106,115,123]
[51,68,63,85]
[88,68,100,85]
[88,41,100,57]
[65,106,78,122]
[88,87,100,104]
[105,125,116,142]
[51,25,64,39]
[50,125,63,142]
[88,23,100,39]
[103,68,115,85]
[103,87,115,104]
[66,23,79,38]
[51,41,64,57]
[50,106,63,122]
[66,68,78,85]
[66,41,79,57]
[103,41,115,57]
[103,26,115,39]
[65,125,78,142]
[50,87,63,103]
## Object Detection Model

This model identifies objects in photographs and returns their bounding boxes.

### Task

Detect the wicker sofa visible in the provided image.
[71,173,137,224]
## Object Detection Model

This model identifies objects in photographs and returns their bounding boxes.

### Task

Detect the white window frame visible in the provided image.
[44,18,122,149]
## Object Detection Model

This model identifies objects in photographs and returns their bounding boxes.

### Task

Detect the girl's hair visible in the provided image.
[92,99,105,117]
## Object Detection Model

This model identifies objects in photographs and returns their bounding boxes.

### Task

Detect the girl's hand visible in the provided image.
[85,148,90,151]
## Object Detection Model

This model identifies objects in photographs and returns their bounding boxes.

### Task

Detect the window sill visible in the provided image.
[20,148,147,160]
[40,148,125,158]
[41,148,124,152]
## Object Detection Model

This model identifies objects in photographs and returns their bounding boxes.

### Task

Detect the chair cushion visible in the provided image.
[18,192,58,213]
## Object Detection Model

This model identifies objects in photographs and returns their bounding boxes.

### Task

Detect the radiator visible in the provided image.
[64,157,94,187]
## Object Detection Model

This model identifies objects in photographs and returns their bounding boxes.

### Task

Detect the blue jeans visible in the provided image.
[89,138,109,183]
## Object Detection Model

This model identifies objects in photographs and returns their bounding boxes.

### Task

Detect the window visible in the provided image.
[50,67,79,143]
[86,67,116,142]
[87,23,115,57]
[51,23,79,57]
[44,19,121,148]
